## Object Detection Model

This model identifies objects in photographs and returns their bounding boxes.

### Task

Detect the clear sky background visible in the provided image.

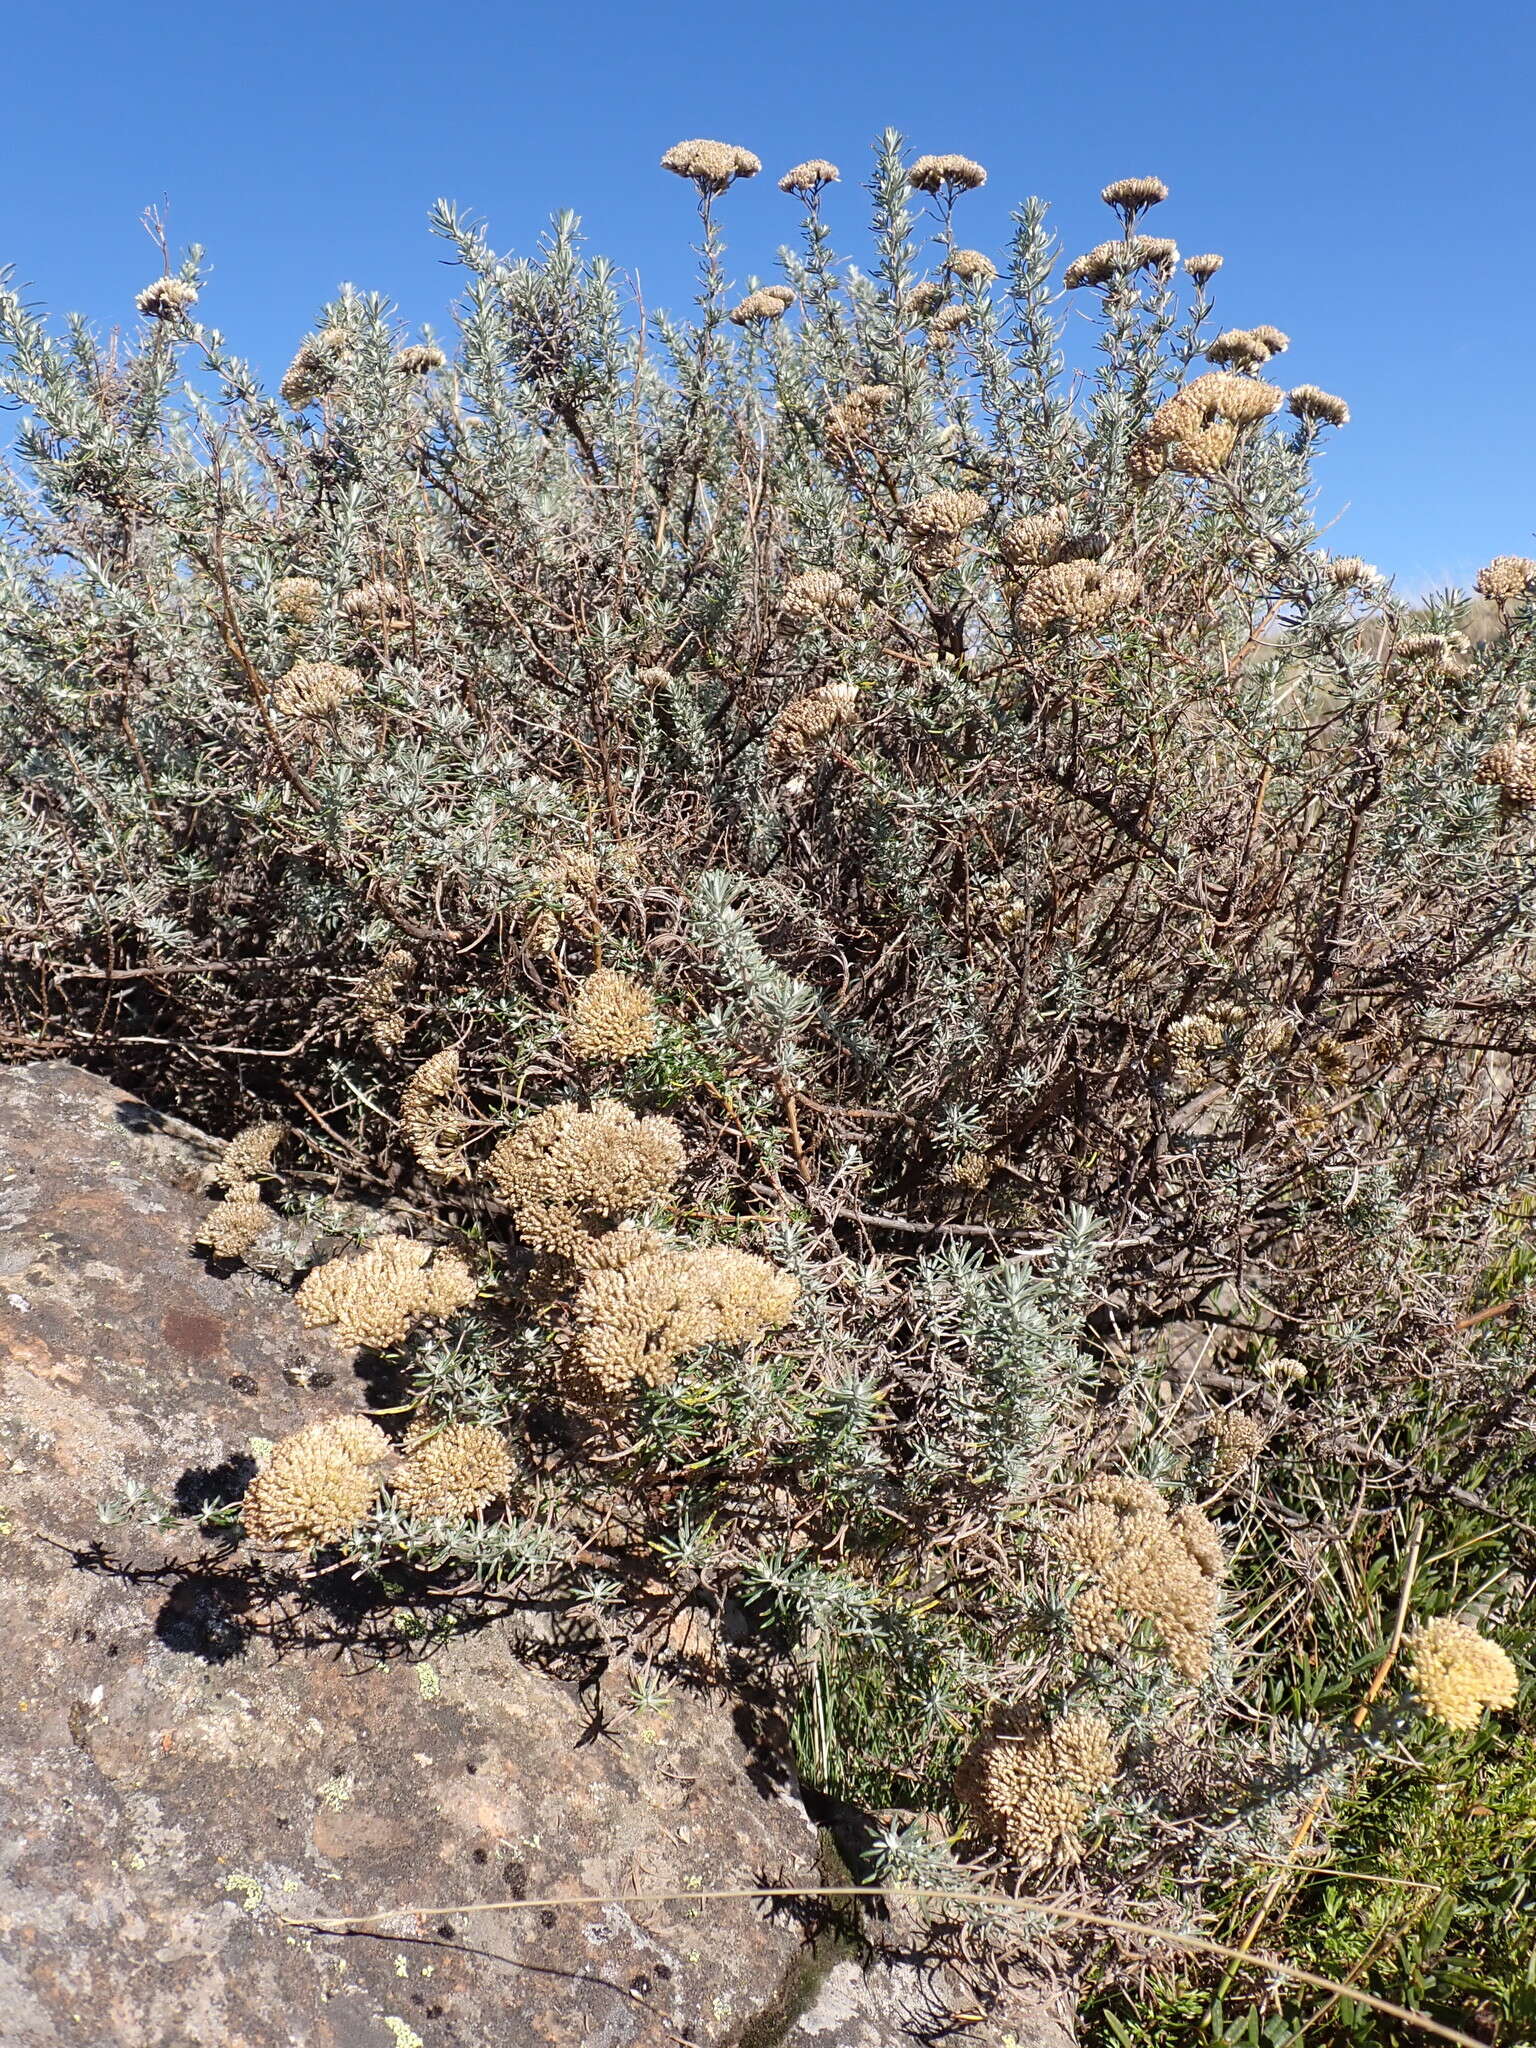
[0,0,1528,592]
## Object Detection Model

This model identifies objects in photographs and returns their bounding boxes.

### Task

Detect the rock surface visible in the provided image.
[0,1062,1074,2048]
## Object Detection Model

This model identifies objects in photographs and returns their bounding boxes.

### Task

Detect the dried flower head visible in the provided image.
[1395,632,1452,662]
[730,287,796,324]
[910,154,988,193]
[566,968,660,1063]
[273,575,325,622]
[824,384,896,444]
[241,1416,391,1550]
[566,1247,716,1399]
[691,1243,801,1343]
[1476,735,1536,806]
[901,488,989,538]
[1475,555,1536,605]
[948,248,998,283]
[279,331,348,407]
[1407,1617,1518,1731]
[136,276,199,321]
[484,1098,685,1262]
[214,1121,286,1186]
[400,1048,470,1179]
[198,1181,272,1261]
[358,948,416,1053]
[927,304,972,338]
[782,566,858,621]
[1134,371,1282,481]
[904,281,949,322]
[1101,175,1169,214]
[1064,236,1178,289]
[394,342,446,374]
[1184,252,1224,284]
[778,159,839,194]
[767,681,862,761]
[660,139,762,193]
[340,576,407,624]
[1249,325,1290,356]
[956,1710,1122,1869]
[1206,328,1274,371]
[1288,385,1350,427]
[1326,556,1376,589]
[1052,1477,1225,1682]
[566,1240,798,1401]
[296,1234,478,1350]
[1014,559,1140,632]
[271,660,363,719]
[1206,1410,1264,1483]
[393,1420,513,1520]
[999,504,1073,568]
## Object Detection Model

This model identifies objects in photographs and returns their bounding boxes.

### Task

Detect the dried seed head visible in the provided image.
[215,1121,287,1186]
[1187,369,1284,426]
[904,281,949,322]
[1249,324,1290,355]
[730,286,796,324]
[1326,556,1377,590]
[824,384,896,444]
[999,504,1073,568]
[1206,1410,1264,1483]
[1476,736,1536,805]
[394,342,446,374]
[1206,328,1274,371]
[279,330,348,407]
[948,248,998,283]
[910,153,988,193]
[767,681,862,761]
[956,1710,1122,1869]
[1395,632,1452,661]
[566,969,660,1063]
[1100,175,1169,214]
[484,1098,685,1263]
[660,139,762,193]
[565,1241,798,1401]
[782,567,858,620]
[1407,1617,1518,1731]
[358,948,416,1053]
[1051,1478,1225,1683]
[198,1182,273,1261]
[296,1234,478,1351]
[136,276,199,320]
[927,304,972,338]
[1134,371,1282,480]
[400,1048,470,1179]
[779,159,839,194]
[1183,252,1223,284]
[1288,385,1350,427]
[1168,421,1237,476]
[271,660,363,719]
[1014,559,1140,632]
[273,575,326,622]
[1475,555,1536,605]
[393,1420,513,1520]
[1064,236,1179,289]
[901,488,989,537]
[340,576,407,624]
[241,1417,391,1551]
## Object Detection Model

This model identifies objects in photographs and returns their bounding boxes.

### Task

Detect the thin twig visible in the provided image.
[275,1881,1489,2048]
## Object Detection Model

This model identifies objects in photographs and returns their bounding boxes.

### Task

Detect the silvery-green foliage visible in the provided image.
[5,135,1535,1915]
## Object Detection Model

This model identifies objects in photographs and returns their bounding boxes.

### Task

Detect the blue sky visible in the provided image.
[0,0,1528,592]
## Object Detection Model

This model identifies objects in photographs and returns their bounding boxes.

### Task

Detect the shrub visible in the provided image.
[5,133,1533,2024]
